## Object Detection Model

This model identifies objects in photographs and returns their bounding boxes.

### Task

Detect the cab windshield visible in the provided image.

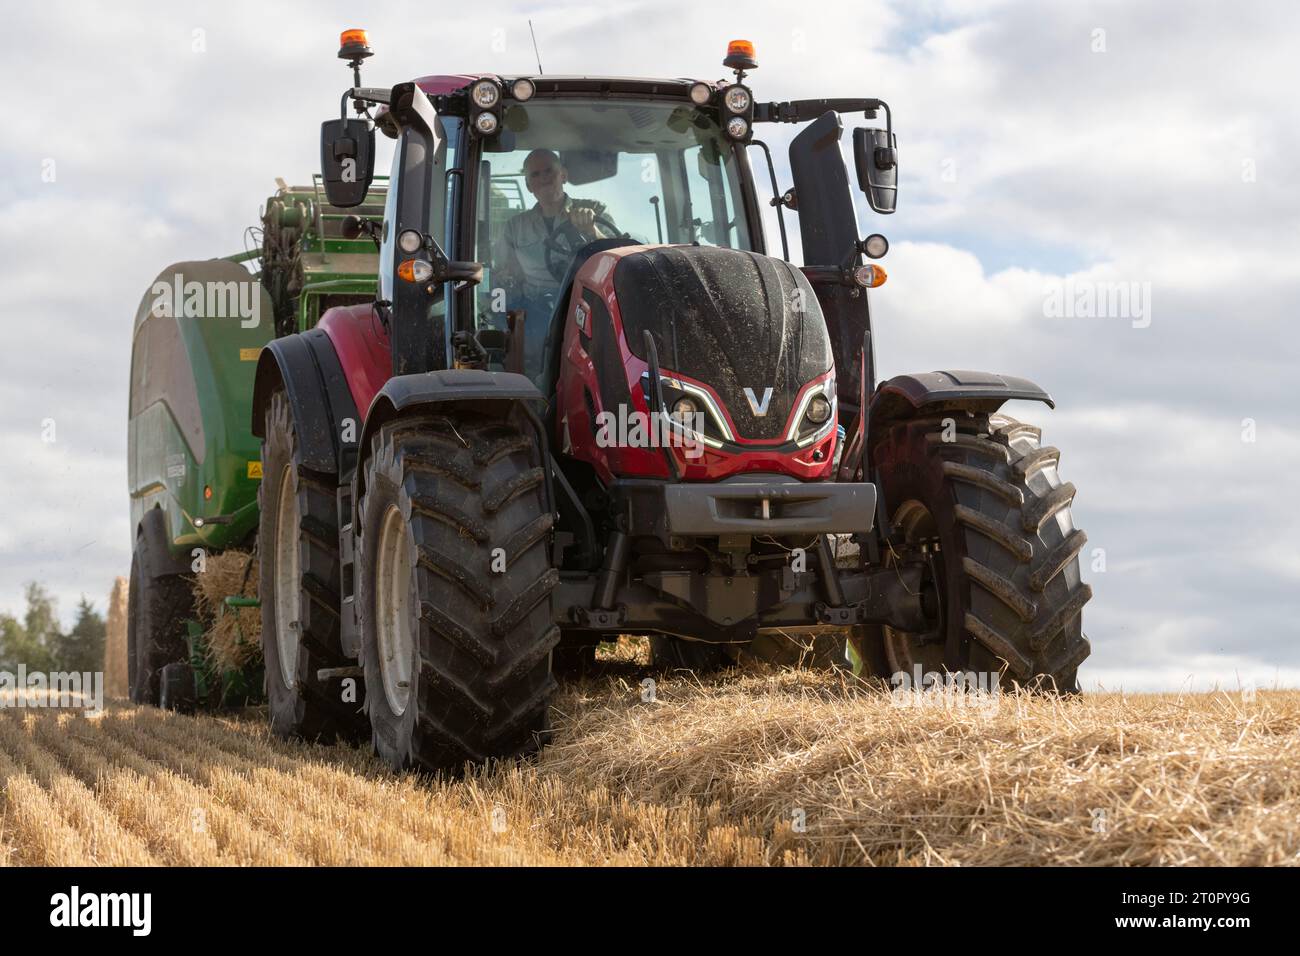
[471,98,753,375]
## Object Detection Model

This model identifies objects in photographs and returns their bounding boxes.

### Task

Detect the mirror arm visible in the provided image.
[341,87,390,121]
[420,234,484,288]
[351,87,392,105]
[339,90,359,121]
[874,100,893,144]
[755,97,890,125]
[340,214,382,249]
[876,100,895,170]
[861,99,897,174]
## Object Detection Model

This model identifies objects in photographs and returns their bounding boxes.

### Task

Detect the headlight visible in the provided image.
[397,229,423,253]
[723,85,751,113]
[474,111,500,135]
[863,233,889,259]
[725,116,749,139]
[470,80,501,109]
[807,395,832,424]
[511,78,535,101]
[671,396,699,423]
[689,82,712,106]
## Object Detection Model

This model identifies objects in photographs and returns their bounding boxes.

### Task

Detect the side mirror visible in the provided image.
[340,214,364,239]
[320,118,375,208]
[853,127,897,215]
[340,214,382,248]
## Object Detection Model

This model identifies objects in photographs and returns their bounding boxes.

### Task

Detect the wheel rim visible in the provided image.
[882,499,947,677]
[375,504,414,716]
[273,464,302,690]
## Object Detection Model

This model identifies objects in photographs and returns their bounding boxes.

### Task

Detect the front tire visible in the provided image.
[258,390,366,741]
[853,413,1092,692]
[358,409,559,773]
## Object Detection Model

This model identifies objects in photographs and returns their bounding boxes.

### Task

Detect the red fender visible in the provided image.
[318,304,392,419]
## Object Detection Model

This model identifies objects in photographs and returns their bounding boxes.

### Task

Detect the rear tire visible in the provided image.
[853,413,1092,692]
[358,409,559,773]
[127,539,193,706]
[258,390,366,742]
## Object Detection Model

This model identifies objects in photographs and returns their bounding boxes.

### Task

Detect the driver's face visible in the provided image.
[524,156,567,205]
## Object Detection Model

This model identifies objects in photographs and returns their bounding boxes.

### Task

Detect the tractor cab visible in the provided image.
[321,38,899,412]
[468,92,757,382]
[343,73,767,389]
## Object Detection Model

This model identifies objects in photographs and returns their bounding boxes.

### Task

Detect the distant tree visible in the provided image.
[0,612,25,671]
[51,598,105,673]
[0,584,61,672]
[21,583,60,671]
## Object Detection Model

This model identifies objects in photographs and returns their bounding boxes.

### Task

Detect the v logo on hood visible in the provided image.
[743,386,774,417]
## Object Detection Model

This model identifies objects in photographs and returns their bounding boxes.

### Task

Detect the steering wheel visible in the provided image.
[544,213,622,283]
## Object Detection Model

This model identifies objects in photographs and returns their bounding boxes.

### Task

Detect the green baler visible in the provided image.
[126,177,387,707]
[129,256,270,556]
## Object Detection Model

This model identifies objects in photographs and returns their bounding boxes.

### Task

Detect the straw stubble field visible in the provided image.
[1,661,1297,866]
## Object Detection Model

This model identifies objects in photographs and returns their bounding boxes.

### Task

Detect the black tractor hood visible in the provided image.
[613,246,832,441]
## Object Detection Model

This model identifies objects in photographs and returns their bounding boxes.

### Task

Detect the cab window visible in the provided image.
[470,99,753,381]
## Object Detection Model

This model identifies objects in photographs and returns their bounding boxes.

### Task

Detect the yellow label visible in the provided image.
[239,347,262,361]
[247,461,263,479]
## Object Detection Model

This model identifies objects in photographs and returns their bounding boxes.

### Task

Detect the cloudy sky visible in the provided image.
[2,0,1296,690]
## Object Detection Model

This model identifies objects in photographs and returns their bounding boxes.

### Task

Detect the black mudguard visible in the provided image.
[859,370,1055,540]
[869,369,1054,440]
[354,369,546,500]
[250,328,360,477]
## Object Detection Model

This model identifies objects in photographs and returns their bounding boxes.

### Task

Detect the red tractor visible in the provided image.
[250,33,1092,771]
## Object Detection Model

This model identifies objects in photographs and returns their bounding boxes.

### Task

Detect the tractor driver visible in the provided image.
[493,148,619,381]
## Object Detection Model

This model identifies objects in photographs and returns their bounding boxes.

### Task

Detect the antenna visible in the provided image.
[528,19,544,74]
